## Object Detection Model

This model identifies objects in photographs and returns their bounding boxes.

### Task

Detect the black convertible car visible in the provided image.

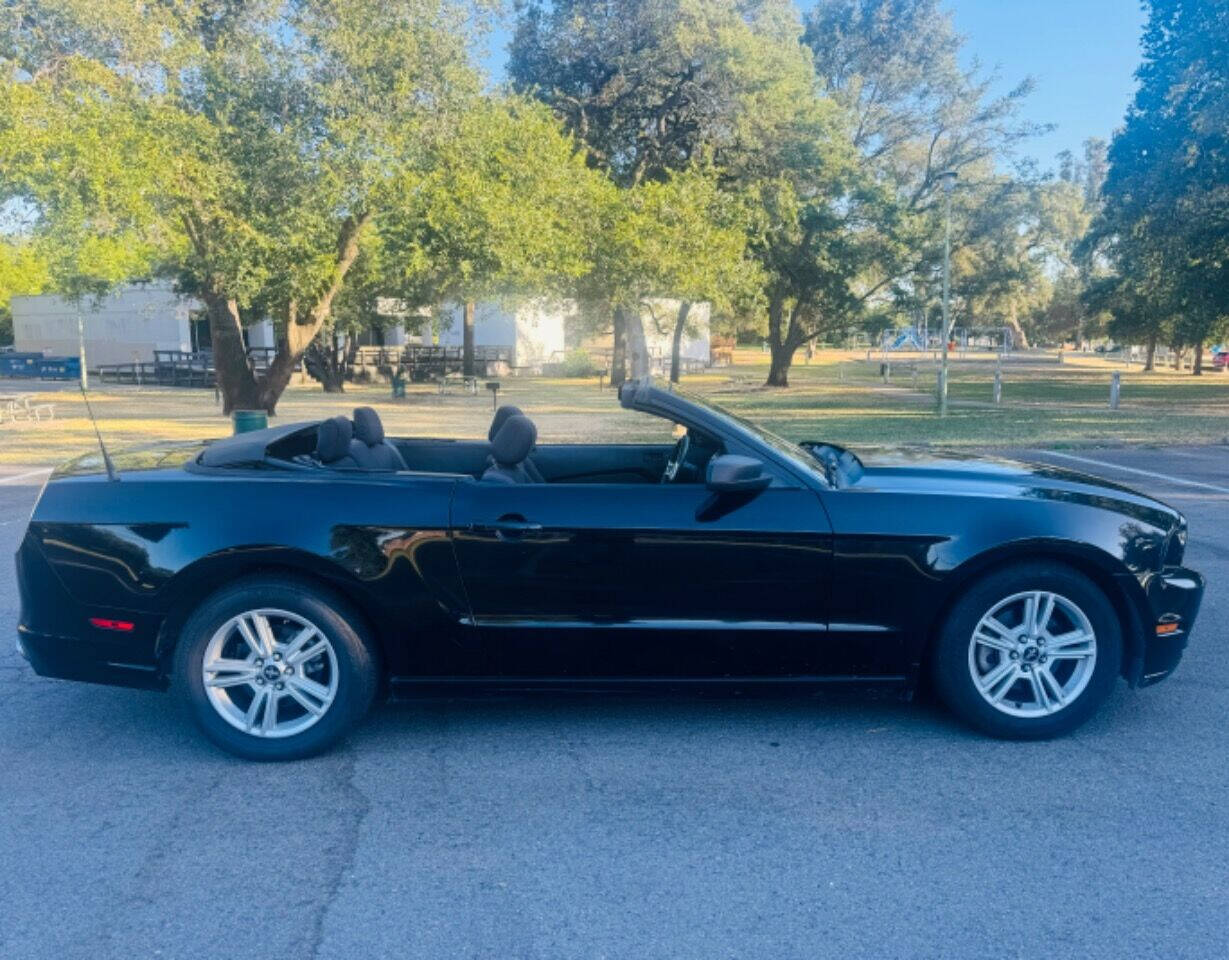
[16,379,1204,759]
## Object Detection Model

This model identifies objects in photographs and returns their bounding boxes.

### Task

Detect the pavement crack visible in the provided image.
[305,748,371,960]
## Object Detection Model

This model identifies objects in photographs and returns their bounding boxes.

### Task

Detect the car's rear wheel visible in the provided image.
[931,562,1122,739]
[172,576,378,760]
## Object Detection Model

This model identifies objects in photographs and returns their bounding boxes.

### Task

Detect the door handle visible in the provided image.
[492,519,542,533]
[467,517,543,537]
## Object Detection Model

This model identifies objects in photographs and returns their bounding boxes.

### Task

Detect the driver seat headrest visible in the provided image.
[488,405,525,442]
[490,414,537,466]
[353,406,384,445]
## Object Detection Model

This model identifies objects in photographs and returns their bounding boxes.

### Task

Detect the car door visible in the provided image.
[449,472,841,679]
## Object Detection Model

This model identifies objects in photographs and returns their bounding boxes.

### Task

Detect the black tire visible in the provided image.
[931,561,1122,739]
[172,575,379,761]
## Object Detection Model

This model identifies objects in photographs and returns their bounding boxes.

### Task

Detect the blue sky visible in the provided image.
[479,1,1147,174]
[947,0,1146,168]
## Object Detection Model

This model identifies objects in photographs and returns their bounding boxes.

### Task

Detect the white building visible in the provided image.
[11,284,199,366]
[10,284,274,366]
[639,298,712,365]
[433,300,570,368]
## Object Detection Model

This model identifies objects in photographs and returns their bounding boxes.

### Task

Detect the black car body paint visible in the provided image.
[15,383,1204,697]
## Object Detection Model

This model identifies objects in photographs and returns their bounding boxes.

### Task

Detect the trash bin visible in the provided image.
[232,410,268,434]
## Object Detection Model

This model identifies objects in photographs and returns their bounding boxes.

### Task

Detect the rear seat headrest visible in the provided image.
[353,406,384,446]
[315,415,353,463]
[488,404,525,442]
[490,414,537,466]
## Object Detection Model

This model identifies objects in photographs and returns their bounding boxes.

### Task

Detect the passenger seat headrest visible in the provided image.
[315,415,353,463]
[353,406,384,446]
[490,414,537,466]
[488,404,525,442]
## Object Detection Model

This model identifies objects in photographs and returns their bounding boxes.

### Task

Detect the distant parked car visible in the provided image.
[1211,349,1228,371]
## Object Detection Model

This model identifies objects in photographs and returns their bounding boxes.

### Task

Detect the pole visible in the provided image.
[938,171,957,416]
[1110,371,1121,409]
[77,308,88,391]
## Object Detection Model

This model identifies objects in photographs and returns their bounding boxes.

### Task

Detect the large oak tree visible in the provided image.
[1,0,485,412]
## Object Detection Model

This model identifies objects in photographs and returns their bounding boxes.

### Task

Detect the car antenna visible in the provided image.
[78,380,119,482]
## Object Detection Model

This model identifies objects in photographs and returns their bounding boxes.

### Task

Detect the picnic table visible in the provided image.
[437,373,478,395]
[0,394,55,423]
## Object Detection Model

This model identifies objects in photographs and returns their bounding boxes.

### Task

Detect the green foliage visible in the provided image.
[0,0,489,409]
[1089,0,1229,368]
[559,348,596,378]
[390,96,605,305]
[510,0,820,188]
[511,0,823,383]
[0,240,51,345]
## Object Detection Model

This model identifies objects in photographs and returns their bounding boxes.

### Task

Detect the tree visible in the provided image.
[1088,0,1229,373]
[595,166,759,382]
[0,240,50,346]
[510,0,818,384]
[387,96,606,376]
[745,0,1044,387]
[0,0,484,412]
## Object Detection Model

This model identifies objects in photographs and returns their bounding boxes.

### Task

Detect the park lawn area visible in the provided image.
[2,348,1227,467]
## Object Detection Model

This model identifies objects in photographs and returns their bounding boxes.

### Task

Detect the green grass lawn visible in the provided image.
[2,348,1227,466]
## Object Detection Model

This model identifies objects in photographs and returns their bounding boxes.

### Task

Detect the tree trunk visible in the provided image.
[1193,340,1204,375]
[203,290,262,413]
[764,295,792,387]
[1005,303,1030,350]
[668,301,692,383]
[303,335,348,392]
[610,305,628,388]
[625,304,650,378]
[462,300,476,377]
[1144,333,1157,371]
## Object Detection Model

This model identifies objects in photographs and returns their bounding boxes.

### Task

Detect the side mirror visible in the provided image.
[706,454,772,494]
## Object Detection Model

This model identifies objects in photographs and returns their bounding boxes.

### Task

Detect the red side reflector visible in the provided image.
[89,617,135,632]
[1155,622,1180,635]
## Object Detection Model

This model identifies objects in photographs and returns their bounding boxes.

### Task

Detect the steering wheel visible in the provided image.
[661,432,691,483]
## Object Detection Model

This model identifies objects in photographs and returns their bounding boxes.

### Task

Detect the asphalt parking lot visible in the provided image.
[1,446,1226,960]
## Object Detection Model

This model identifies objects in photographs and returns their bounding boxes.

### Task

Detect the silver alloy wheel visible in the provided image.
[967,590,1097,718]
[202,608,339,738]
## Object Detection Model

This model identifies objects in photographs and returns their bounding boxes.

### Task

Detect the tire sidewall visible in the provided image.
[172,577,377,761]
[932,562,1122,739]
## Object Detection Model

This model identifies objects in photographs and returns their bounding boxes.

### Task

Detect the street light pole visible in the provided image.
[937,170,957,417]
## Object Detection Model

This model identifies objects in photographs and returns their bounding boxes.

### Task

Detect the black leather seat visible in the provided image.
[487,405,544,482]
[315,416,359,468]
[349,407,406,470]
[481,414,538,483]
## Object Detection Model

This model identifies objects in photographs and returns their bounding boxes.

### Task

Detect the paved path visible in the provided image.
[0,449,1226,959]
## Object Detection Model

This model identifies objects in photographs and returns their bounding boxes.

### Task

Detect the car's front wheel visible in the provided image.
[172,576,378,760]
[931,562,1122,739]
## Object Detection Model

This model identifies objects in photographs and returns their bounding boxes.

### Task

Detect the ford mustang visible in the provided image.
[15,379,1204,759]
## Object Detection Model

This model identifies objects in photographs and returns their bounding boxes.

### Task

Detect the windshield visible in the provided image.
[673,387,830,484]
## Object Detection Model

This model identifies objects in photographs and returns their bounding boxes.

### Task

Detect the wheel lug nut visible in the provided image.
[1022,664,1032,672]
[273,653,281,661]
[256,677,265,685]
[1009,651,1018,660]
[255,659,264,667]
[1039,655,1047,663]
[276,681,285,690]
[284,666,293,675]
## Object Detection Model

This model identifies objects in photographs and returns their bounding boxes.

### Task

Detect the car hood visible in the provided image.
[849,448,1181,528]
